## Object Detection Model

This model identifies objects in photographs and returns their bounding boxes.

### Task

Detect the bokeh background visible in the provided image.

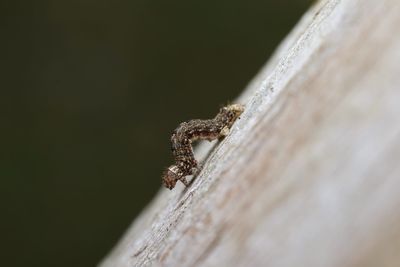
[2,1,312,266]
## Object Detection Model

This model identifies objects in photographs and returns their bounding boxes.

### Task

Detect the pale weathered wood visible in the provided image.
[99,0,400,266]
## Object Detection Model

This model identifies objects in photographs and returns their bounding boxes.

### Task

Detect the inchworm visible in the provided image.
[162,104,244,189]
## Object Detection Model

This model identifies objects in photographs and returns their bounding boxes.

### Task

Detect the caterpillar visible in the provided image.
[162,104,244,189]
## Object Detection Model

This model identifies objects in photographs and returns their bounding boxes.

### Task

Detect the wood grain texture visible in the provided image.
[100,0,400,266]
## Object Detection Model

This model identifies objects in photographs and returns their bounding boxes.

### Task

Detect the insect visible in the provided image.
[162,103,244,189]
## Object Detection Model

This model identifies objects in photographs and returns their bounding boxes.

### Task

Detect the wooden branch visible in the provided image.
[100,0,400,266]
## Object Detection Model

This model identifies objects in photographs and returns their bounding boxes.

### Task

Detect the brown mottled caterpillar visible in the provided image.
[162,104,244,189]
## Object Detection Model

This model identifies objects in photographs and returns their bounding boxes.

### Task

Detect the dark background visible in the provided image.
[2,1,311,266]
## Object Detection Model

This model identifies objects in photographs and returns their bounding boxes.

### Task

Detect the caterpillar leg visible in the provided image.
[219,126,230,137]
[179,176,189,187]
[192,163,203,176]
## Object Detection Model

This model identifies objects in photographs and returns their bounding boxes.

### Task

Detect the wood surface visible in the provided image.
[100,0,400,266]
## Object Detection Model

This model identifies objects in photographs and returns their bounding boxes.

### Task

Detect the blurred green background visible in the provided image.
[2,1,311,266]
